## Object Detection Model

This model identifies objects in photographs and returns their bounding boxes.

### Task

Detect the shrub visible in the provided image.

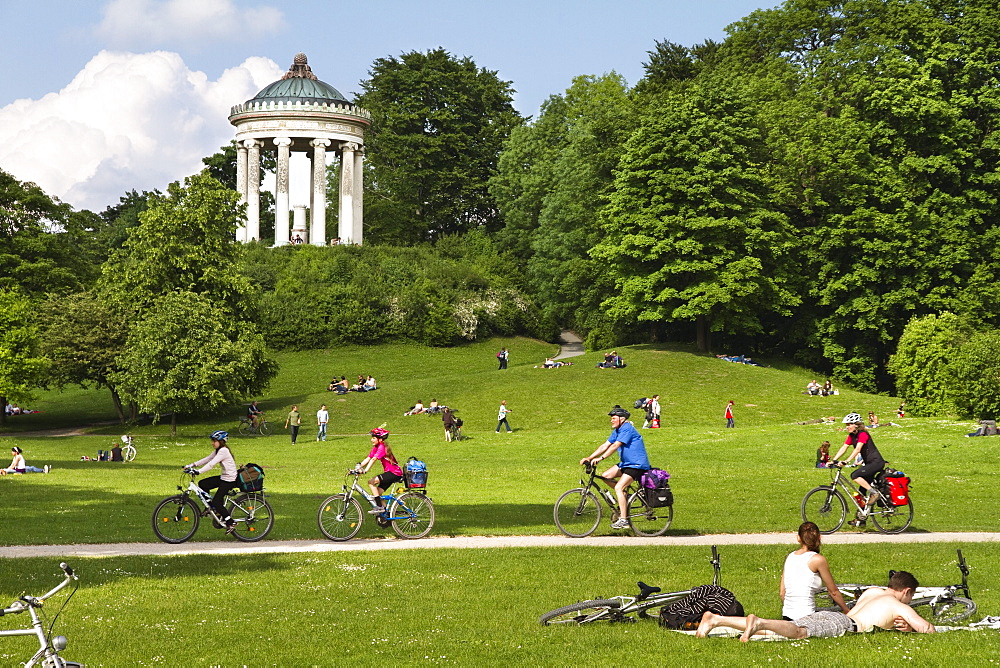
[888,313,974,416]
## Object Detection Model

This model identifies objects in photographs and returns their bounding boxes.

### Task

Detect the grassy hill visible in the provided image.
[2,337,994,544]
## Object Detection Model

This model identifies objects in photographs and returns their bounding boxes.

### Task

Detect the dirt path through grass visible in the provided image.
[3,531,998,559]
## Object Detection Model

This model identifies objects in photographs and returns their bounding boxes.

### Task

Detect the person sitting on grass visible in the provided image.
[1,446,49,474]
[815,441,831,468]
[426,399,442,414]
[696,570,933,641]
[351,427,403,514]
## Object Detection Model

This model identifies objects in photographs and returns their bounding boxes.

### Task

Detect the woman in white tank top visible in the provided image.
[781,522,850,620]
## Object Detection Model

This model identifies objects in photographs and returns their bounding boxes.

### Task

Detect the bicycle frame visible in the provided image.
[342,473,414,522]
[826,466,882,515]
[180,474,263,524]
[0,563,79,667]
[579,463,641,517]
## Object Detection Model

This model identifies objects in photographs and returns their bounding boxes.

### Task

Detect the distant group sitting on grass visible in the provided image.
[405,399,446,416]
[4,403,39,415]
[806,379,837,396]
[327,376,349,393]
[716,354,760,366]
[350,375,377,392]
[597,351,626,369]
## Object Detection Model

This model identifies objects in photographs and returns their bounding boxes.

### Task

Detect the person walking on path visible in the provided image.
[725,400,735,428]
[497,347,509,370]
[285,405,302,445]
[496,400,513,433]
[316,404,329,442]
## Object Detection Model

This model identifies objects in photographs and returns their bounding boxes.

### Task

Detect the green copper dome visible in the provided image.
[247,53,350,105]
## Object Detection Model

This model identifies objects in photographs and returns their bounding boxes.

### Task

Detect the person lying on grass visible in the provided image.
[696,570,934,641]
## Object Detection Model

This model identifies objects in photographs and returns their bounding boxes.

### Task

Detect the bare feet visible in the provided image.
[695,611,719,638]
[740,614,764,642]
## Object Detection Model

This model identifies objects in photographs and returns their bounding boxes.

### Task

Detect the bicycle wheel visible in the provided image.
[539,599,622,625]
[318,494,363,541]
[912,596,977,624]
[554,488,602,538]
[123,445,136,462]
[237,419,251,436]
[152,495,200,543]
[229,493,274,541]
[391,491,435,539]
[869,498,913,534]
[801,486,847,534]
[626,490,672,536]
[258,421,271,436]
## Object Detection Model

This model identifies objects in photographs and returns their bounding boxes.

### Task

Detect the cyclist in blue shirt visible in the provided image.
[580,406,651,529]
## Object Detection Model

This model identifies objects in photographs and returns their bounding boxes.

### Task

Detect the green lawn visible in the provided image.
[3,544,997,666]
[2,338,997,665]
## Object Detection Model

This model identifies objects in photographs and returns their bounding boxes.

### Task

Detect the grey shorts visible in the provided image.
[795,611,856,638]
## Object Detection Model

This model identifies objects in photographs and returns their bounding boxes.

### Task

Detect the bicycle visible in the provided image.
[447,421,463,442]
[801,462,913,534]
[152,470,274,543]
[120,434,136,462]
[317,470,435,541]
[815,549,976,624]
[0,562,81,667]
[553,462,673,537]
[539,546,722,625]
[237,414,271,436]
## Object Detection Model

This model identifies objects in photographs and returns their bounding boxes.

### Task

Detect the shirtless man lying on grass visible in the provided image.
[697,570,935,641]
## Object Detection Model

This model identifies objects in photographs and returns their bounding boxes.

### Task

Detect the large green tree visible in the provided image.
[111,291,276,435]
[357,48,523,243]
[0,289,49,425]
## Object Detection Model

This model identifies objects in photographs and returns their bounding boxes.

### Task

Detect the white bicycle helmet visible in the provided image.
[842,412,863,424]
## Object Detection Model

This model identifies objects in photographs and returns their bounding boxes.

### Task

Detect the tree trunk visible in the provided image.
[129,402,139,422]
[171,412,177,437]
[109,386,126,423]
[0,396,6,426]
[695,315,711,352]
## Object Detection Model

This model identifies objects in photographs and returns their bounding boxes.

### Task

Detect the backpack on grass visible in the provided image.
[237,463,265,492]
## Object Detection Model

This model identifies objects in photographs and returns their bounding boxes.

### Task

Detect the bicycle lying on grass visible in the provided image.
[318,470,435,541]
[816,549,976,624]
[0,562,81,667]
[801,462,913,534]
[553,462,673,537]
[152,470,274,543]
[237,415,271,436]
[539,546,722,625]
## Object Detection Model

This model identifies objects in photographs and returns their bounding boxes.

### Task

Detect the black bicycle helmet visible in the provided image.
[608,406,631,419]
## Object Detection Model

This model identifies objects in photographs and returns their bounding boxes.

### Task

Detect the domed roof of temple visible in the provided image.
[247,53,350,105]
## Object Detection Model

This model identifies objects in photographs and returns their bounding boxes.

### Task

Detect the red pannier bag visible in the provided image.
[886,476,911,506]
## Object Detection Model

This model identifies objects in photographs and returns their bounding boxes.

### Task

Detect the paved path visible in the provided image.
[553,330,584,360]
[3,532,997,559]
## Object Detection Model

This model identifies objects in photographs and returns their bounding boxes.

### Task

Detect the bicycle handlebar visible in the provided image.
[2,564,77,616]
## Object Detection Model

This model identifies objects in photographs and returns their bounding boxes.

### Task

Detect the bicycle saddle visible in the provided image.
[636,581,661,601]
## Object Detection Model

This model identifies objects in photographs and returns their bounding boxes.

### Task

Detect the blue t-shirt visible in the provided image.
[609,422,650,470]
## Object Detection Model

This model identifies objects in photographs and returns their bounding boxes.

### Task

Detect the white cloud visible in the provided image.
[96,0,285,49]
[0,51,283,211]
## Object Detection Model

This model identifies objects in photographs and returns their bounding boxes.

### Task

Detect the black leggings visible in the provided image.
[852,462,885,488]
[199,476,240,522]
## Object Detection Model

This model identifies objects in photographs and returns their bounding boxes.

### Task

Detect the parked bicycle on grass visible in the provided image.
[801,461,913,534]
[539,546,722,625]
[0,562,81,667]
[554,460,673,537]
[815,549,976,624]
[119,434,136,462]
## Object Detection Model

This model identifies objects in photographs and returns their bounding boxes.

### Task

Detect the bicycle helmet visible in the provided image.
[842,413,863,424]
[608,406,631,419]
[211,430,229,441]
[370,427,390,439]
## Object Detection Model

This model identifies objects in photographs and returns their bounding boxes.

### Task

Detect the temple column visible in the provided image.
[235,142,248,242]
[245,139,262,242]
[274,137,292,246]
[339,142,356,243]
[353,147,364,245]
[310,139,330,245]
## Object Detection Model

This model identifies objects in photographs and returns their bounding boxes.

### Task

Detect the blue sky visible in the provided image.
[0,0,774,211]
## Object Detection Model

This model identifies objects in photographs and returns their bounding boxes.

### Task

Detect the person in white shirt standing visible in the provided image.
[317,404,329,442]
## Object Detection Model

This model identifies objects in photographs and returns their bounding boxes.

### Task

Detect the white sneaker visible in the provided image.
[44,465,50,474]
[610,518,629,530]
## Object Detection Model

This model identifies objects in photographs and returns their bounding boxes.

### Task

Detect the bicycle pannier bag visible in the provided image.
[237,463,265,492]
[886,475,910,506]
[641,469,673,508]
[658,585,744,630]
[405,457,428,489]
[641,468,670,489]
